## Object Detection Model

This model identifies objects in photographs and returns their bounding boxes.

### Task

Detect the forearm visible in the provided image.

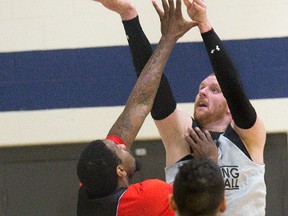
[129,36,176,112]
[123,17,176,120]
[108,36,176,146]
[201,29,256,129]
[122,16,153,75]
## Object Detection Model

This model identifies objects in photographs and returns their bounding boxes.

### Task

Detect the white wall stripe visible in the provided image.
[0,98,287,147]
[1,0,287,147]
[1,0,288,52]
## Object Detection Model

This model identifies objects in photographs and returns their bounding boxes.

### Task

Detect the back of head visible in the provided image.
[173,158,224,216]
[77,140,121,198]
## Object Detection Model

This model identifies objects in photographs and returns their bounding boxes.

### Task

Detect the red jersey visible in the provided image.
[118,179,174,216]
[78,135,174,216]
[77,179,174,216]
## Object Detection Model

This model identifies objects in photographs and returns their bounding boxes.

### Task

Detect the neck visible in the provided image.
[200,117,231,133]
[117,177,130,189]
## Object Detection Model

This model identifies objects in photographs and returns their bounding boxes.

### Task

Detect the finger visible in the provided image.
[187,127,201,143]
[152,0,164,18]
[168,0,175,16]
[175,0,182,17]
[204,130,214,142]
[161,0,169,14]
[185,131,196,145]
[185,130,200,151]
[194,127,208,141]
[185,134,200,153]
[194,0,206,8]
[183,0,192,8]
[193,1,204,11]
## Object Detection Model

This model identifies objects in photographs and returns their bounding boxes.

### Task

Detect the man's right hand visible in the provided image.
[152,0,198,41]
[183,0,211,33]
[95,0,137,20]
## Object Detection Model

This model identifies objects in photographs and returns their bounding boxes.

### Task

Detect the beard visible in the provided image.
[194,106,227,128]
[126,157,138,180]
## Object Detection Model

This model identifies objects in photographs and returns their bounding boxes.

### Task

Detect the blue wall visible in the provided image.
[1,37,287,112]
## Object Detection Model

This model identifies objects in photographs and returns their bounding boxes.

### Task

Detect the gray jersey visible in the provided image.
[218,134,266,216]
[165,126,266,216]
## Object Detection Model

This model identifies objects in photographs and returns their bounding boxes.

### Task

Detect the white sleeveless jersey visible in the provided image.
[218,134,266,216]
[165,132,266,216]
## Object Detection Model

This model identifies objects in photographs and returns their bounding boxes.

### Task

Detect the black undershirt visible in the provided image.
[178,120,252,163]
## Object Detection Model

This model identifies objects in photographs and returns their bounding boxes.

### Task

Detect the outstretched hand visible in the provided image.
[185,127,218,163]
[152,0,198,40]
[183,0,211,33]
[94,0,136,20]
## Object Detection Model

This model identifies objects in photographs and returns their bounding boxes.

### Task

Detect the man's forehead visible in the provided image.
[200,75,218,85]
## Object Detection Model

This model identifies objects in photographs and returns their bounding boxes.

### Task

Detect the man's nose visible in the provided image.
[199,88,207,97]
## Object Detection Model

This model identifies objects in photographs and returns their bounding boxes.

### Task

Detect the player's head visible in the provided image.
[170,158,226,216]
[194,74,231,127]
[77,139,136,198]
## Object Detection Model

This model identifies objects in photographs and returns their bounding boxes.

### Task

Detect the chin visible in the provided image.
[194,114,210,127]
[194,111,205,121]
[128,160,138,178]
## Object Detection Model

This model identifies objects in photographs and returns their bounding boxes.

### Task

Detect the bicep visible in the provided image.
[154,106,193,165]
[232,116,266,163]
[108,106,148,149]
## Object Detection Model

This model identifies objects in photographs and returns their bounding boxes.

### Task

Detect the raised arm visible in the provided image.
[106,0,197,149]
[184,0,266,163]
[97,0,196,166]
[118,0,179,122]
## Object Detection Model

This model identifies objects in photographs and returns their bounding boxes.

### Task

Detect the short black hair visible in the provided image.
[77,140,121,198]
[173,159,224,216]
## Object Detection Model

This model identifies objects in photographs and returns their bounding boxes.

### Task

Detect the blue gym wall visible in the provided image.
[1,37,287,112]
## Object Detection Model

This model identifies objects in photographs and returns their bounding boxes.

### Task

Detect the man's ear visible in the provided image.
[169,194,177,211]
[226,106,231,115]
[219,196,227,213]
[116,165,127,178]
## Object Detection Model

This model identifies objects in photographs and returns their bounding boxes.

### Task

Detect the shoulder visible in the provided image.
[127,179,172,196]
[118,180,174,216]
[122,179,172,205]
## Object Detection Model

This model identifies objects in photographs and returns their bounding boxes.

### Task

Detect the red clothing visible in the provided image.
[78,135,174,215]
[118,179,174,216]
[106,135,127,147]
[77,179,174,216]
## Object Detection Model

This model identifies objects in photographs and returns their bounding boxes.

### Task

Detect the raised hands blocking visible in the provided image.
[94,0,136,20]
[185,127,218,163]
[95,0,131,13]
[183,0,211,32]
[152,0,198,40]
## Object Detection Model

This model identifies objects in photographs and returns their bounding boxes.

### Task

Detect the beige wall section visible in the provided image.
[0,98,287,147]
[0,0,287,146]
[1,0,288,52]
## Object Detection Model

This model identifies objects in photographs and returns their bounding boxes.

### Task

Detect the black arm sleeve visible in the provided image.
[122,16,176,120]
[122,16,152,75]
[201,29,256,129]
